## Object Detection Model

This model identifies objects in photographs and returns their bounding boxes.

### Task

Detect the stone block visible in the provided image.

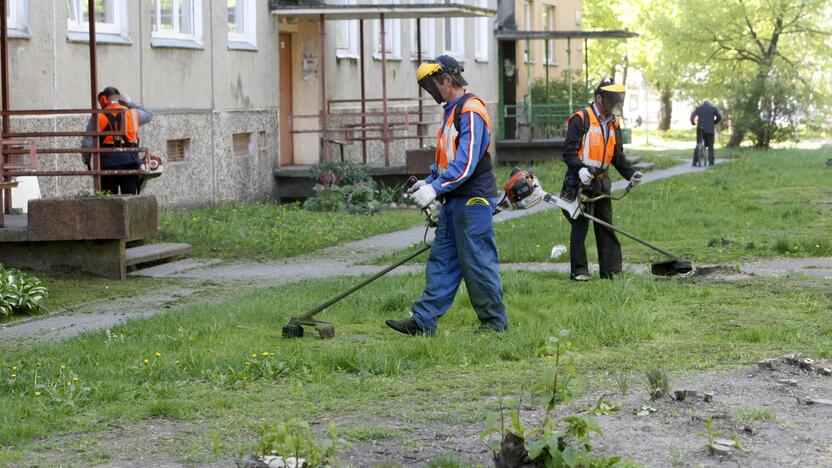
[28,195,157,242]
[406,148,435,175]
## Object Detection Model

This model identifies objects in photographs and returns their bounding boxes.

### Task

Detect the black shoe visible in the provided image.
[570,274,591,282]
[385,317,427,336]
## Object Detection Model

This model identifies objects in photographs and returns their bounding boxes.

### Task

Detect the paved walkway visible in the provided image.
[7,158,829,345]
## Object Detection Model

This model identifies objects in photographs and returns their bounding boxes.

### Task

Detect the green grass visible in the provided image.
[156,201,423,260]
[734,406,777,423]
[494,147,832,264]
[0,270,829,463]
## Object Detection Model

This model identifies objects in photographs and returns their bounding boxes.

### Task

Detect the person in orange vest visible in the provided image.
[81,86,153,194]
[385,55,507,335]
[560,79,643,281]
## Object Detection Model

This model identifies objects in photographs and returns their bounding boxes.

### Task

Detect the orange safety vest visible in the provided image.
[569,106,618,170]
[435,95,493,175]
[97,103,140,147]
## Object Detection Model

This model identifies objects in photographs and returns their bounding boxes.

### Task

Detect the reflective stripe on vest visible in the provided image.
[97,104,139,146]
[573,106,616,169]
[435,96,493,177]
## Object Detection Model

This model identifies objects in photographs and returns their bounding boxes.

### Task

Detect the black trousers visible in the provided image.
[562,197,622,278]
[101,163,141,195]
[697,130,716,165]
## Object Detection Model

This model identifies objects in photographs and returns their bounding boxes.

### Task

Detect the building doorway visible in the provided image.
[278,33,294,166]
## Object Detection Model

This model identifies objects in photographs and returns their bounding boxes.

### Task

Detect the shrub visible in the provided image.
[0,265,48,317]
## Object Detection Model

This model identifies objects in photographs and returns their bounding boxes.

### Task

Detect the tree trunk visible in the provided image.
[622,54,629,87]
[657,88,672,131]
[726,127,745,147]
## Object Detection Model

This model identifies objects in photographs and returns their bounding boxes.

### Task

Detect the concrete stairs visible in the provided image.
[126,243,192,271]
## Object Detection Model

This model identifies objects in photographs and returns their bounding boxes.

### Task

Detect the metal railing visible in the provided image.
[502,102,572,141]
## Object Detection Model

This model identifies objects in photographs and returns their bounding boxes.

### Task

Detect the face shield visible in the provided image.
[417,62,446,104]
[599,83,626,117]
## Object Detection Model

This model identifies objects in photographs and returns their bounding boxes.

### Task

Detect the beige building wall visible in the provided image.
[5,0,279,207]
[513,0,585,103]
[275,0,501,166]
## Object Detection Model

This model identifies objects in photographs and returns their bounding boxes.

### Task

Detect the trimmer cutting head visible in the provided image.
[282,318,336,339]
[650,259,694,276]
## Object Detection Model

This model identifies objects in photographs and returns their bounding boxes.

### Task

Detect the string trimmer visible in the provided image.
[282,180,437,339]
[498,169,693,276]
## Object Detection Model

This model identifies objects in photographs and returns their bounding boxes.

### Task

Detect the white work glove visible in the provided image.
[578,167,594,185]
[630,171,644,186]
[407,179,426,195]
[410,183,437,208]
[119,93,132,106]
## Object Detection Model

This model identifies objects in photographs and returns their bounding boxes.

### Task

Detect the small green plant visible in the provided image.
[480,331,625,467]
[644,368,670,401]
[734,406,776,423]
[697,417,722,453]
[614,371,631,396]
[0,265,48,317]
[254,418,337,467]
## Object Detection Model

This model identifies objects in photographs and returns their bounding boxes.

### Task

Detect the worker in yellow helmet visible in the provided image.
[385,55,507,336]
[559,79,644,281]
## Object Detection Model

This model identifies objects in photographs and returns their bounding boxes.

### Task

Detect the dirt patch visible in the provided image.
[15,362,832,466]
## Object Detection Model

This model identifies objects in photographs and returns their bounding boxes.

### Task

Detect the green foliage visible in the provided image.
[696,417,722,452]
[734,407,776,423]
[302,182,380,214]
[0,265,48,317]
[644,368,670,401]
[310,160,372,186]
[481,331,625,467]
[254,419,337,467]
[614,372,631,396]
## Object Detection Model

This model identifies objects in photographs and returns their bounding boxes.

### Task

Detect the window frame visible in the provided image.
[5,0,29,38]
[543,5,556,66]
[66,0,131,44]
[474,0,489,62]
[372,6,402,61]
[409,0,435,60]
[523,0,533,64]
[227,0,257,50]
[443,15,465,60]
[150,0,204,49]
[335,0,360,59]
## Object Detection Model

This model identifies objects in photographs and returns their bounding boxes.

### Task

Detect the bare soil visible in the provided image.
[19,361,832,467]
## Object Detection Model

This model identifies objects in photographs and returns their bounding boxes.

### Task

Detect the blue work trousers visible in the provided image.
[412,196,507,332]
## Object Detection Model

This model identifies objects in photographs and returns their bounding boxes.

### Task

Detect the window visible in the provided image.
[6,0,27,35]
[232,132,252,156]
[474,0,489,62]
[443,11,465,59]
[166,139,190,162]
[335,0,359,59]
[543,5,556,65]
[409,0,435,60]
[523,0,533,63]
[373,2,402,60]
[228,0,256,50]
[151,0,203,48]
[67,0,130,43]
[257,130,267,157]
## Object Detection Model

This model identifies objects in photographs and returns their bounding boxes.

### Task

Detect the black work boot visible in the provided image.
[385,317,427,336]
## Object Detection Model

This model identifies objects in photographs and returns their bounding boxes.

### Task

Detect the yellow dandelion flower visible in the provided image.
[269,352,275,357]
[60,364,66,370]
[261,352,269,357]
[11,373,16,378]
[155,352,161,357]
[35,391,42,397]
[816,244,821,249]
[143,358,150,365]
[251,354,257,359]
[72,377,79,382]
[36,362,42,368]
[245,362,252,366]
[175,360,181,365]
[11,366,16,371]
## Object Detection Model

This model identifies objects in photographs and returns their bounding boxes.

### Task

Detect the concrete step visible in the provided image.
[125,243,191,267]
[129,257,222,278]
[632,161,656,172]
[626,155,642,164]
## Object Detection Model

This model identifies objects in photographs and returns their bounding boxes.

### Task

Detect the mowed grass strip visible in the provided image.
[0,270,829,461]
[157,201,423,260]
[494,147,832,264]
